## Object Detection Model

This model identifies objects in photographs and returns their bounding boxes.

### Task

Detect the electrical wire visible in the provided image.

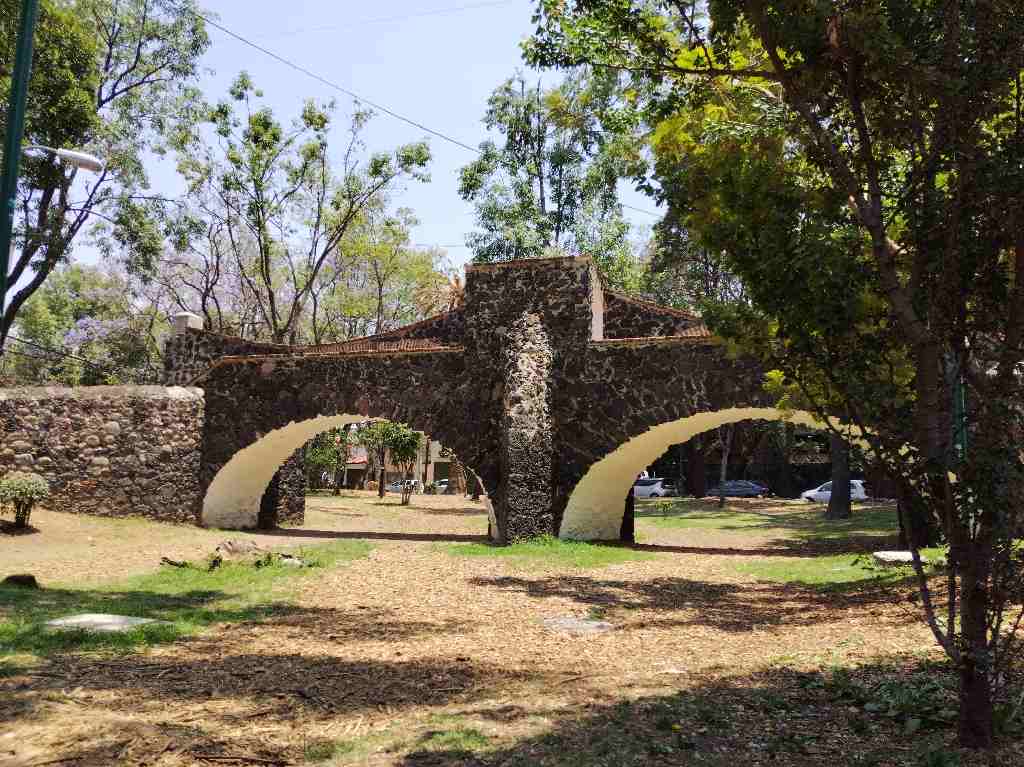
[260,0,518,40]
[6,335,111,373]
[192,11,482,154]
[191,11,665,222]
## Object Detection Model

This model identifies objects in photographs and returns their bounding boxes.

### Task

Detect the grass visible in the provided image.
[0,539,371,662]
[445,534,654,569]
[637,498,899,540]
[734,548,947,591]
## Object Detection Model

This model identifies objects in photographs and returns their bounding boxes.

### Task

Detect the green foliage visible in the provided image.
[171,73,433,343]
[3,0,210,343]
[0,472,49,529]
[527,1,1024,744]
[459,72,641,275]
[9,263,162,385]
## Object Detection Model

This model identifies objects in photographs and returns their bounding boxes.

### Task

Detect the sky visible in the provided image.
[148,0,661,273]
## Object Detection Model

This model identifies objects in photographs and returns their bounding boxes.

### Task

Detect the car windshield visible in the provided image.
[634,479,660,486]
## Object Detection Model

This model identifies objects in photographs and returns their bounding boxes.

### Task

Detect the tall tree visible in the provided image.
[528,0,1024,747]
[1,0,209,349]
[459,72,642,284]
[172,73,431,343]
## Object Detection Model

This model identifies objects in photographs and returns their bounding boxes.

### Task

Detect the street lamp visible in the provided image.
[24,145,105,173]
[1,144,107,319]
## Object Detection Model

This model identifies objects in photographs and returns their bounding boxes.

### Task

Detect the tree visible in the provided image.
[359,421,398,499]
[171,73,431,344]
[1,0,209,350]
[388,426,422,506]
[529,0,1024,747]
[459,72,640,278]
[9,263,161,384]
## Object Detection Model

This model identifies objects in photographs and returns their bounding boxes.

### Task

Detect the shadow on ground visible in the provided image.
[468,573,918,632]
[396,660,1012,767]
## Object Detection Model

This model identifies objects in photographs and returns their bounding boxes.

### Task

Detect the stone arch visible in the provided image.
[202,413,496,531]
[196,351,498,532]
[559,407,850,541]
[203,414,363,528]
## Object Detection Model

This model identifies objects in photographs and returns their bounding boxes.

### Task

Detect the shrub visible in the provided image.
[0,472,50,529]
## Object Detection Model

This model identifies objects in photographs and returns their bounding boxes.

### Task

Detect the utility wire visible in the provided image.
[7,335,111,373]
[193,11,481,154]
[261,0,517,40]
[191,11,664,219]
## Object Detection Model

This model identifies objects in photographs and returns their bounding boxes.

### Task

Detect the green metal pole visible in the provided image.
[0,0,41,348]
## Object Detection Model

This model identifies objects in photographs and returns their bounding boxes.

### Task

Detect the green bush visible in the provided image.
[0,471,50,529]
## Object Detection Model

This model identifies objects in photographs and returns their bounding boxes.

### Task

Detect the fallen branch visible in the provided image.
[190,754,289,765]
[160,557,190,568]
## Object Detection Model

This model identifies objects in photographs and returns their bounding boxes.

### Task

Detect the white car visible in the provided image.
[801,480,868,503]
[633,478,673,499]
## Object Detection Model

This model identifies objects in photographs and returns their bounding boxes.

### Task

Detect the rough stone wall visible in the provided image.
[164,329,288,385]
[199,347,494,528]
[187,256,771,540]
[602,291,708,339]
[497,313,554,542]
[0,386,204,523]
[258,449,305,528]
[551,337,766,533]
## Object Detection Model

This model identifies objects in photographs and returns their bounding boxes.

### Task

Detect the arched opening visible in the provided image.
[202,415,497,537]
[203,414,365,529]
[559,408,850,541]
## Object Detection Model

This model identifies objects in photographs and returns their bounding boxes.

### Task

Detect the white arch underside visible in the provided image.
[203,414,365,529]
[559,407,846,541]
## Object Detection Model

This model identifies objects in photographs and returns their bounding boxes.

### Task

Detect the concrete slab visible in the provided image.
[873,551,926,567]
[45,613,170,633]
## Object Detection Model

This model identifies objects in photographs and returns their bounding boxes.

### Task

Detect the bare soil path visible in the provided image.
[1,493,1021,766]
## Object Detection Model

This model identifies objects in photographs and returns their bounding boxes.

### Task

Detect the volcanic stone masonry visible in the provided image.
[1,255,772,540]
[0,386,204,523]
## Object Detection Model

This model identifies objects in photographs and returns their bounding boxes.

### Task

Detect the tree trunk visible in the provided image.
[686,440,707,497]
[14,502,31,529]
[824,432,852,520]
[378,465,386,498]
[447,454,467,495]
[471,475,481,501]
[619,487,635,543]
[676,443,686,498]
[718,425,733,508]
[958,551,994,748]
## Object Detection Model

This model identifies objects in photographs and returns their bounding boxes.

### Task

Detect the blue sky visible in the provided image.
[165,0,660,271]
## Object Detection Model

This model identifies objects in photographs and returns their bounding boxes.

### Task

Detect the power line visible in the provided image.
[260,0,517,40]
[7,335,111,373]
[191,11,665,218]
[192,11,482,154]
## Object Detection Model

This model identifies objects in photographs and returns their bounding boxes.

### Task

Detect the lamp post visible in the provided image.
[0,0,105,340]
[0,0,42,323]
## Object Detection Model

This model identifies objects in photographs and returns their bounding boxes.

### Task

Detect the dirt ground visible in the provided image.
[2,492,1021,766]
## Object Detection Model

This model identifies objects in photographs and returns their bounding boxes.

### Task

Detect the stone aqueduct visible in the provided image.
[2,256,827,542]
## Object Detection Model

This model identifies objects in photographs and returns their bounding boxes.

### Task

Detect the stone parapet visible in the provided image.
[0,386,204,524]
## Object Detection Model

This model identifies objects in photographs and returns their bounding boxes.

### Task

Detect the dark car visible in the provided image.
[706,479,771,498]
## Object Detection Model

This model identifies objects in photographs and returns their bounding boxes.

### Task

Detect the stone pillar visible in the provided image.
[496,313,554,542]
[257,448,306,529]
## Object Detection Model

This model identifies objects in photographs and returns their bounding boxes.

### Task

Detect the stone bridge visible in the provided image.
[159,256,825,543]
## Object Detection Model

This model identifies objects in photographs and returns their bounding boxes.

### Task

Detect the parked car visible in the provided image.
[633,478,672,499]
[706,480,771,498]
[801,480,868,503]
[385,479,422,493]
[435,479,449,491]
